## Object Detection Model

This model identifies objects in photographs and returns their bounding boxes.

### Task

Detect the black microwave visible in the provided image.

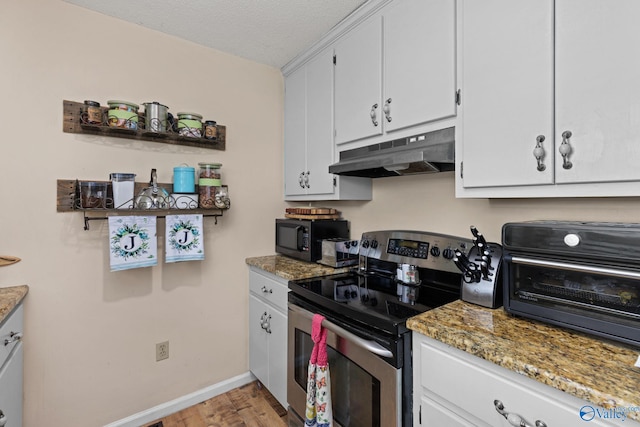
[275,218,349,262]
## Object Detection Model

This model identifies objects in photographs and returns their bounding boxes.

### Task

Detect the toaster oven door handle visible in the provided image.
[510,256,640,280]
[288,304,393,358]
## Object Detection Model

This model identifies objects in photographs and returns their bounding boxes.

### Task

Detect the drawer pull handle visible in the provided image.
[261,286,273,294]
[4,331,22,346]
[494,400,547,427]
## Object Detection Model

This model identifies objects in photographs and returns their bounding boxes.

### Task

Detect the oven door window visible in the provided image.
[294,329,381,427]
[510,258,640,326]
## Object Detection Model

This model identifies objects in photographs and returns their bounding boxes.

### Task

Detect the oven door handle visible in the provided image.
[289,304,393,358]
[510,256,640,280]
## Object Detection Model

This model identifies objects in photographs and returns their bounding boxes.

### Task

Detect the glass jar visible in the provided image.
[84,100,102,125]
[198,163,222,208]
[204,120,218,140]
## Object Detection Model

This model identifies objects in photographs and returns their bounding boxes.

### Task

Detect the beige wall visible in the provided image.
[2,1,640,426]
[1,1,286,426]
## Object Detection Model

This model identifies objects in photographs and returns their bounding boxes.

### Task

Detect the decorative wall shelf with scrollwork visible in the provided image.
[57,179,229,230]
[62,100,226,150]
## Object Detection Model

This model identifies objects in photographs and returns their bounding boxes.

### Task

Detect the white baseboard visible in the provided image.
[104,372,256,427]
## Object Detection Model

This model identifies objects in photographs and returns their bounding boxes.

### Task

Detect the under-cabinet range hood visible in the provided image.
[329,127,455,178]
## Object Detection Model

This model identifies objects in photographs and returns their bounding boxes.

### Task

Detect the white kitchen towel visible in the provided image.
[165,214,204,263]
[109,216,158,271]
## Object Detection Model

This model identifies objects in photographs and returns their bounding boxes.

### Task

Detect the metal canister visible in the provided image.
[143,102,169,133]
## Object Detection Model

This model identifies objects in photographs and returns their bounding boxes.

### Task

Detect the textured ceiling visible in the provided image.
[63,0,368,69]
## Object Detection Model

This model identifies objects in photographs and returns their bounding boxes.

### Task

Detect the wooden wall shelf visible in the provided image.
[62,100,226,150]
[57,179,228,230]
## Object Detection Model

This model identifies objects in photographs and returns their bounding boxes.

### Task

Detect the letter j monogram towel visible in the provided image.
[109,216,158,271]
[165,214,204,263]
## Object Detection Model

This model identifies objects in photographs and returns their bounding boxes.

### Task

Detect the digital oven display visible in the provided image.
[387,238,429,259]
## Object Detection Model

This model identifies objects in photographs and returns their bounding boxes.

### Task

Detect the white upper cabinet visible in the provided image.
[334,0,457,147]
[283,48,372,201]
[458,0,640,197]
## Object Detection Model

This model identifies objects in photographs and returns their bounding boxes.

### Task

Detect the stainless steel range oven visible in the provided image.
[502,221,640,348]
[287,230,472,427]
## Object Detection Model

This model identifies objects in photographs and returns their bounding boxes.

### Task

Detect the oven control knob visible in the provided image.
[442,248,455,260]
[361,239,369,248]
[430,247,441,257]
[370,240,378,249]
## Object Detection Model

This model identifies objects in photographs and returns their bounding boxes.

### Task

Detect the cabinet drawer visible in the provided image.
[249,270,288,312]
[0,304,23,369]
[0,343,23,427]
[418,339,620,427]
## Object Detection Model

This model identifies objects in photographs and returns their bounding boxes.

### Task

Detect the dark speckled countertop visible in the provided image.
[246,254,352,281]
[407,300,640,422]
[0,285,28,324]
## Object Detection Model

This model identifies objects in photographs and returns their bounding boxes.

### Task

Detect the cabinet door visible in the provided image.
[384,0,456,133]
[334,15,383,145]
[460,0,554,188]
[555,0,640,184]
[284,66,308,196]
[419,396,476,427]
[305,49,336,196]
[267,308,288,409]
[249,295,269,387]
[0,344,23,427]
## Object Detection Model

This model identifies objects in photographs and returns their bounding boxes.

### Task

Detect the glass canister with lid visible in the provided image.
[198,163,222,208]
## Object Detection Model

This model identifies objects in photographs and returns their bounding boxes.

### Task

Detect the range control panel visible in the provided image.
[359,230,472,273]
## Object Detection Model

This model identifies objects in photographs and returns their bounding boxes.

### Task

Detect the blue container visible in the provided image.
[173,165,195,193]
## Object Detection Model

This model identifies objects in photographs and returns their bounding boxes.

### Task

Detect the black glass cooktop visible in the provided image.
[288,271,459,336]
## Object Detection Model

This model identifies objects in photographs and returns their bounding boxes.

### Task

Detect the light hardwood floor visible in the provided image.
[142,381,287,427]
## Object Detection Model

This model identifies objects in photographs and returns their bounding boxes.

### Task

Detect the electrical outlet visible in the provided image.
[156,341,169,361]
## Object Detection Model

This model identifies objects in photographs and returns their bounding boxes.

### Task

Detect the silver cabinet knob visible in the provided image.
[559,130,573,169]
[370,103,379,126]
[261,286,272,294]
[383,98,392,122]
[494,400,547,427]
[533,135,546,172]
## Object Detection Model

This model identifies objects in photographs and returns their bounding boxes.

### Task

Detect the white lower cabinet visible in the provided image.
[0,304,24,427]
[413,333,640,427]
[248,268,288,408]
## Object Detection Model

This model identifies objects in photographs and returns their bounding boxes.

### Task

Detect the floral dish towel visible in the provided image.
[165,214,204,263]
[305,313,333,427]
[109,216,157,271]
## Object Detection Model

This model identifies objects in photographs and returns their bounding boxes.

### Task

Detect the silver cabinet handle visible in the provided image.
[264,314,272,334]
[494,400,547,427]
[533,135,546,172]
[0,409,6,427]
[298,172,305,189]
[304,171,310,189]
[261,286,273,294]
[370,103,379,126]
[4,331,22,346]
[559,130,573,170]
[383,98,392,122]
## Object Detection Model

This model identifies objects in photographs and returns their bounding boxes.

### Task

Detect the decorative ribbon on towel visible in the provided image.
[108,216,157,271]
[305,314,333,427]
[165,214,204,263]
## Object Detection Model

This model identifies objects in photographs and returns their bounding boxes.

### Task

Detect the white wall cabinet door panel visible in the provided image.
[555,0,640,184]
[460,0,554,189]
[284,66,308,196]
[383,0,457,134]
[334,15,383,145]
[305,49,336,195]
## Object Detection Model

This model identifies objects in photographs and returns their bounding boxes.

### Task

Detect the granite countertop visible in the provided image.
[0,285,28,324]
[246,254,352,281]
[407,300,640,421]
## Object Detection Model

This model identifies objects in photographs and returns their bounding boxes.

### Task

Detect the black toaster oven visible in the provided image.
[502,221,640,348]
